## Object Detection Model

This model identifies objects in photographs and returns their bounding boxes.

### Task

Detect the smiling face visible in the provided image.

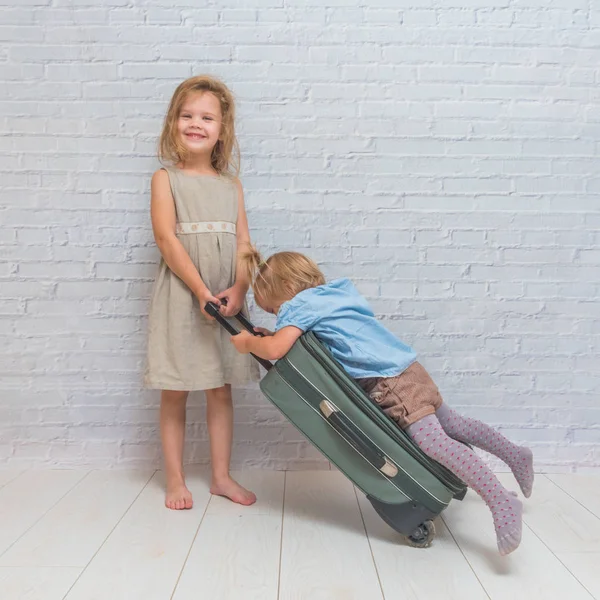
[177,91,222,157]
[159,75,239,174]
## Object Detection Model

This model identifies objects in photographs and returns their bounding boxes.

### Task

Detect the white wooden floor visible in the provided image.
[0,469,598,600]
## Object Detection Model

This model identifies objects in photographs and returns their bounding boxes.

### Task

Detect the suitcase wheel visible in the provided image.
[406,519,435,548]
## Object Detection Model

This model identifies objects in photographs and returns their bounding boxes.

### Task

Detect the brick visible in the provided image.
[55,281,128,298]
[26,300,98,315]
[19,262,88,278]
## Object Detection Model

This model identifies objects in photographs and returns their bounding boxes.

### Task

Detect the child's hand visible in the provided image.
[197,290,221,320]
[216,285,245,317]
[230,330,253,354]
[254,327,274,337]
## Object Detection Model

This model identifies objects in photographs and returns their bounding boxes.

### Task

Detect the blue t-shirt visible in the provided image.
[275,278,416,379]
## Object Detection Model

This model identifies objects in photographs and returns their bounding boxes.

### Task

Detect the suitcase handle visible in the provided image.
[204,301,273,371]
[320,400,398,478]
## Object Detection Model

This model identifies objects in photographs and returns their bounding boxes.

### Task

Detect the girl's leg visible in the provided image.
[206,384,256,506]
[160,389,193,510]
[407,414,523,555]
[435,403,534,498]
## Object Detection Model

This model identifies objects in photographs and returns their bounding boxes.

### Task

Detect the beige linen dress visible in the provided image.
[144,166,260,391]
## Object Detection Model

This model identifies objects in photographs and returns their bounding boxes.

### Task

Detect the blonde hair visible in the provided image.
[241,246,326,307]
[158,75,240,176]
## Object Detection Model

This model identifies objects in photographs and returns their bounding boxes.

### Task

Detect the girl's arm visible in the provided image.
[233,177,252,291]
[230,326,303,361]
[150,169,218,318]
[216,177,252,316]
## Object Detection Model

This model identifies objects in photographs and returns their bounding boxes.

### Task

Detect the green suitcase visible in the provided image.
[207,304,467,547]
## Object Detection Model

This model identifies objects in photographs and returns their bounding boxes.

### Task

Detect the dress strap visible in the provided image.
[176,221,236,235]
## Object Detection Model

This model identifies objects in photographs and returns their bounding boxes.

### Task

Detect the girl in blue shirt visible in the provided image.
[230,247,534,556]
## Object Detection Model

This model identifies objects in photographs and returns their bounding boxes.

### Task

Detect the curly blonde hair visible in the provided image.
[241,246,326,309]
[158,75,239,176]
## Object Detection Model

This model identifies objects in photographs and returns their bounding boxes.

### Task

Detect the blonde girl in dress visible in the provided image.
[145,75,259,510]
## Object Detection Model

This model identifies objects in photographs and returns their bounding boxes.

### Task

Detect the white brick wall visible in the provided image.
[1,1,599,472]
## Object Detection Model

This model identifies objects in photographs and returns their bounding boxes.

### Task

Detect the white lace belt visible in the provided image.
[176,221,236,235]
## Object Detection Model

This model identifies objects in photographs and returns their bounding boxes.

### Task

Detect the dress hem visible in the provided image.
[144,375,260,392]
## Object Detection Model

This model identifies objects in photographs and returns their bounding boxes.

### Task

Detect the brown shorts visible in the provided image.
[357,362,443,429]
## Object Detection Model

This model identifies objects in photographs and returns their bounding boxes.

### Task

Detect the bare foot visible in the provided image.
[210,476,257,506]
[165,481,193,510]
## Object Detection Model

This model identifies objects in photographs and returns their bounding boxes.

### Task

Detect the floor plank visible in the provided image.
[0,470,153,567]
[278,470,384,600]
[547,474,600,520]
[442,488,594,600]
[0,470,86,557]
[497,473,600,554]
[554,552,600,600]
[172,471,284,600]
[0,566,81,600]
[174,516,281,600]
[357,492,489,600]
[0,470,24,489]
[64,468,212,600]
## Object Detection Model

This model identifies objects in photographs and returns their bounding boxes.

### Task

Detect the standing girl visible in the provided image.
[145,75,259,510]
